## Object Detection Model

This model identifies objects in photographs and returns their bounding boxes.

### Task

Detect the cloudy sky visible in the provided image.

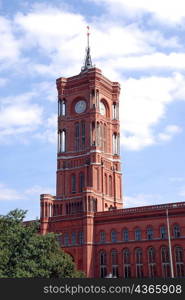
[0,0,185,220]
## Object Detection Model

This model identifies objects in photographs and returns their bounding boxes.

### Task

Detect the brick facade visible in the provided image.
[40,67,185,278]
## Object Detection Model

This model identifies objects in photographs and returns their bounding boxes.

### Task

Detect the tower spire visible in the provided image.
[81,26,93,72]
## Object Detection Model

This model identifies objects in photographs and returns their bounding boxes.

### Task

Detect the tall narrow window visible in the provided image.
[75,123,80,151]
[112,103,118,119]
[100,251,107,278]
[62,100,66,116]
[175,246,184,277]
[135,228,141,241]
[58,99,62,116]
[148,247,156,278]
[161,246,170,277]
[135,248,143,278]
[58,99,66,116]
[113,133,118,154]
[109,175,112,196]
[111,250,119,277]
[160,225,167,239]
[100,231,106,243]
[174,224,180,238]
[71,232,76,245]
[79,231,84,245]
[79,172,85,192]
[64,233,69,246]
[104,173,108,195]
[123,249,131,278]
[100,123,103,149]
[96,122,100,146]
[58,130,61,152]
[96,89,99,109]
[147,227,153,240]
[97,168,100,191]
[123,228,129,242]
[111,230,117,243]
[113,103,115,119]
[117,134,120,155]
[71,174,76,194]
[103,124,106,152]
[61,130,66,152]
[81,121,85,150]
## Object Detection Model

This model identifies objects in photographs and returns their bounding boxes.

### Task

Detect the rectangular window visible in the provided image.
[81,122,85,150]
[71,175,76,193]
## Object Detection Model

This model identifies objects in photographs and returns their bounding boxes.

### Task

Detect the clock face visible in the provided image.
[75,100,86,114]
[100,101,106,115]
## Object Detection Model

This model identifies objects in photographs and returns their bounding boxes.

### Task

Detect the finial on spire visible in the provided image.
[81,26,94,72]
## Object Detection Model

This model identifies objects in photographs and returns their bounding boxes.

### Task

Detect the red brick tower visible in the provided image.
[40,29,123,276]
[55,35,122,215]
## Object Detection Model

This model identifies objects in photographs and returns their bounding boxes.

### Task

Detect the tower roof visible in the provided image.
[81,26,94,73]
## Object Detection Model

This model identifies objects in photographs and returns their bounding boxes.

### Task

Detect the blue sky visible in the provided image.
[0,0,185,220]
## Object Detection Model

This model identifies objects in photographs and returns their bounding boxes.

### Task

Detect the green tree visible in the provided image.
[0,209,84,278]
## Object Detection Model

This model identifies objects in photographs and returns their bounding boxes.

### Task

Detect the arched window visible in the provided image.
[100,231,106,243]
[96,122,100,146]
[112,103,119,120]
[148,247,156,278]
[111,250,119,277]
[112,133,118,155]
[123,228,129,242]
[174,224,180,238]
[58,129,66,153]
[96,89,99,109]
[147,227,153,240]
[103,124,106,152]
[79,172,85,192]
[123,249,131,278]
[175,247,184,277]
[100,123,103,150]
[104,173,108,195]
[62,100,66,116]
[79,231,84,245]
[81,121,85,150]
[135,248,143,278]
[75,123,80,151]
[71,174,76,194]
[160,225,167,239]
[64,233,69,246]
[161,246,170,278]
[112,103,116,119]
[135,228,141,241]
[99,251,107,278]
[109,175,112,196]
[58,99,66,116]
[71,232,76,245]
[111,230,117,243]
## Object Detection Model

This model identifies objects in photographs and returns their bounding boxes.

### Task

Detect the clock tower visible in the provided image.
[40,28,123,226]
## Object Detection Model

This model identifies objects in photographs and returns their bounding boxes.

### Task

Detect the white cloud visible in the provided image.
[0,183,55,202]
[124,193,164,208]
[0,4,184,151]
[0,16,21,66]
[110,52,185,72]
[0,183,24,201]
[13,6,182,78]
[0,92,43,143]
[120,73,184,150]
[34,113,57,144]
[93,0,185,24]
[25,185,54,196]
[158,125,182,142]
